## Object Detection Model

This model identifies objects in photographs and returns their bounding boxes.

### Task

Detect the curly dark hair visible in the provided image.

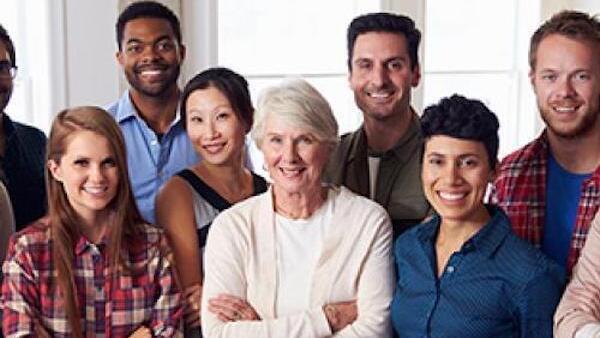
[116,1,181,50]
[347,12,421,71]
[421,94,499,167]
[180,67,254,133]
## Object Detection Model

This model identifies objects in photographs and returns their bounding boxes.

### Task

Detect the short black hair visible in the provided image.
[116,1,182,50]
[180,67,254,133]
[0,23,16,67]
[347,12,421,71]
[421,94,500,167]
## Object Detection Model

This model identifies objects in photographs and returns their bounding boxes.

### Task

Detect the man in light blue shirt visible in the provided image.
[107,1,199,224]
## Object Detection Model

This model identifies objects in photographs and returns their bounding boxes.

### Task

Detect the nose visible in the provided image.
[556,76,576,98]
[370,63,390,88]
[442,163,462,185]
[141,45,160,63]
[282,140,298,163]
[203,120,219,140]
[89,165,106,183]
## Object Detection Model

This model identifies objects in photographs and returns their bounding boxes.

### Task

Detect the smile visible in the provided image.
[437,191,467,201]
[202,142,226,154]
[83,185,108,196]
[279,166,305,178]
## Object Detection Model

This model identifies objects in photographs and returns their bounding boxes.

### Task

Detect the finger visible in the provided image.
[208,303,236,321]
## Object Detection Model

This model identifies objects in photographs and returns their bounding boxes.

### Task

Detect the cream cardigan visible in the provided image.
[555,212,600,338]
[201,186,394,338]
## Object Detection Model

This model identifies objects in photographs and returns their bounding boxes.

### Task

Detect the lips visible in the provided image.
[437,191,467,202]
[135,64,168,81]
[83,185,108,197]
[279,166,305,178]
[202,142,226,155]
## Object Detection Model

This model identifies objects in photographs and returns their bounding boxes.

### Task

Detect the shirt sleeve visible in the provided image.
[516,262,564,338]
[555,214,600,338]
[201,214,332,338]
[150,236,184,337]
[336,209,394,337]
[1,235,38,337]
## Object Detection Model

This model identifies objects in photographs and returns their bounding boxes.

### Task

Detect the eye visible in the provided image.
[540,73,557,82]
[574,72,591,82]
[102,158,117,168]
[126,43,143,54]
[459,157,478,168]
[298,135,314,145]
[189,116,203,123]
[387,59,404,71]
[269,135,282,144]
[156,40,175,52]
[216,111,230,120]
[355,59,372,71]
[74,159,89,167]
[427,157,443,166]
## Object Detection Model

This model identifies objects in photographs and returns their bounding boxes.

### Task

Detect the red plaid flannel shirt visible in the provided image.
[491,132,600,275]
[1,220,183,337]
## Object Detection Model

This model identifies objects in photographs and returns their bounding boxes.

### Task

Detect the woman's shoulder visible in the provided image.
[6,218,52,268]
[331,185,390,220]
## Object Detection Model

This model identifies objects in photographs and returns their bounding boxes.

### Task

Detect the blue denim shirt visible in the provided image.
[391,206,564,338]
[106,91,200,224]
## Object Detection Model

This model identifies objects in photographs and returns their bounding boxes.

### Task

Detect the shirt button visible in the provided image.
[447,266,455,273]
[151,140,158,146]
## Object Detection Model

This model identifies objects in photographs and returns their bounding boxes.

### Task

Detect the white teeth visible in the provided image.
[368,92,391,99]
[438,191,466,201]
[141,70,162,76]
[203,143,225,153]
[84,186,106,194]
[280,167,303,177]
[554,106,576,113]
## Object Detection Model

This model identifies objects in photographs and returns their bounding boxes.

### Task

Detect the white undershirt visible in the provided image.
[368,156,381,199]
[274,191,334,316]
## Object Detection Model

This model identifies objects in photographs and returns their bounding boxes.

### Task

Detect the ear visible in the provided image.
[179,43,186,62]
[47,159,63,182]
[116,50,124,67]
[411,63,421,87]
[489,162,500,183]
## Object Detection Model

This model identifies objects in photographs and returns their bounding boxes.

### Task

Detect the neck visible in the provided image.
[129,86,180,134]
[273,184,326,219]
[547,122,600,174]
[78,211,111,244]
[363,107,413,152]
[199,159,247,192]
[436,206,489,251]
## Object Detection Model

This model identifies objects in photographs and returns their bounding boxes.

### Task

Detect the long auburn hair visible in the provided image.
[46,106,144,337]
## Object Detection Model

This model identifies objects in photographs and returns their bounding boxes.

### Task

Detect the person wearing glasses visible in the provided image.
[0,24,47,230]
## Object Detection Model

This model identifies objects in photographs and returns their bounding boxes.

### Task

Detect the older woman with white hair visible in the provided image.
[200,79,394,337]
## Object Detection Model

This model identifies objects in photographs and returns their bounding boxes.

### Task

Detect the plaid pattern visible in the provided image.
[491,132,600,275]
[1,219,183,337]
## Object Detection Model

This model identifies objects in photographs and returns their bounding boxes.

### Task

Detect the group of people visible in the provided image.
[0,1,597,337]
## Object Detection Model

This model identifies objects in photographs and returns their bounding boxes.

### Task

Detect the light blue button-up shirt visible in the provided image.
[106,91,200,224]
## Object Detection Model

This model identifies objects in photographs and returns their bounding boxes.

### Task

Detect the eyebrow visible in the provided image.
[125,35,172,45]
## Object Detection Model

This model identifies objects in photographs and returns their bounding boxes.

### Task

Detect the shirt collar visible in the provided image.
[115,90,183,128]
[416,205,511,258]
[350,108,423,162]
[74,233,109,256]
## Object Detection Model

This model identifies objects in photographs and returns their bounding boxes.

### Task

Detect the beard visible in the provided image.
[125,62,181,98]
[540,103,599,139]
[0,83,12,112]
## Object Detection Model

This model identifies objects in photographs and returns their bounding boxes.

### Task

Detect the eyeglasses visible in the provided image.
[0,61,17,79]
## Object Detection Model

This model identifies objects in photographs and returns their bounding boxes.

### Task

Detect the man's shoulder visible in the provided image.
[104,91,132,121]
[498,135,547,173]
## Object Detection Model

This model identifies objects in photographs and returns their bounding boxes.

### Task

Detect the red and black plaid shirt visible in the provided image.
[1,220,183,337]
[491,132,600,275]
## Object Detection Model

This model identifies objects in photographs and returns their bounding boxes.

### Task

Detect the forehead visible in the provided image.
[63,130,113,157]
[535,34,599,70]
[187,87,231,111]
[122,17,176,43]
[424,135,488,157]
[352,31,410,60]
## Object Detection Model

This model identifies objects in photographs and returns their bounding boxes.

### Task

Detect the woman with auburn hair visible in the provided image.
[156,67,267,337]
[1,107,183,337]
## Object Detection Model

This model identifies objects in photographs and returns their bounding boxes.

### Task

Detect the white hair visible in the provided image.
[251,79,339,150]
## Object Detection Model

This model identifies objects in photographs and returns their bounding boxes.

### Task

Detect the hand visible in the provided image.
[323,300,357,333]
[184,283,202,327]
[128,326,152,338]
[208,294,261,322]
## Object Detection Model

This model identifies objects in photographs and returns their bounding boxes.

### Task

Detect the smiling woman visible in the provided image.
[200,79,394,338]
[391,95,564,338]
[1,106,183,337]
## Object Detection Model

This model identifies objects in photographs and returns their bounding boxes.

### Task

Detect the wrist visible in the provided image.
[324,304,339,332]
